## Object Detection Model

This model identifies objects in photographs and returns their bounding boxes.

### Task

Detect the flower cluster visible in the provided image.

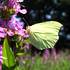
[0,0,29,68]
[0,15,29,38]
[0,0,28,38]
[8,0,27,14]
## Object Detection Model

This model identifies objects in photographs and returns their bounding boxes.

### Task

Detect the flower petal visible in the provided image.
[19,9,27,14]
[7,30,14,36]
[17,0,24,2]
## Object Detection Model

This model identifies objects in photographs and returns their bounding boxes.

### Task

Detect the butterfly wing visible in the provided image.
[28,21,63,50]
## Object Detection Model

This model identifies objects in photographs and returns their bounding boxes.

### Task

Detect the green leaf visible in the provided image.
[28,21,63,50]
[16,52,25,56]
[3,37,15,68]
[16,43,19,48]
[24,38,31,43]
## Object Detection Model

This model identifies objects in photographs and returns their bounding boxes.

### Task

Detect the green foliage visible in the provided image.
[28,21,63,50]
[14,55,70,70]
[3,37,15,68]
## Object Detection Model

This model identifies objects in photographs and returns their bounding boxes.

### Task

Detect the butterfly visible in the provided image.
[27,21,63,50]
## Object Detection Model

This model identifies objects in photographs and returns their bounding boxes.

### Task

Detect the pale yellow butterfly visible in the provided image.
[27,21,63,50]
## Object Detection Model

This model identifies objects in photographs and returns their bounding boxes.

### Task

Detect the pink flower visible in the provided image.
[8,0,27,14]
[8,0,17,8]
[0,45,2,70]
[24,43,30,49]
[7,30,15,36]
[7,14,29,37]
[8,15,24,30]
[0,27,7,38]
[13,3,21,14]
[19,9,27,14]
[22,29,29,38]
[16,29,25,36]
[17,0,24,2]
[13,3,27,14]
[15,29,29,37]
